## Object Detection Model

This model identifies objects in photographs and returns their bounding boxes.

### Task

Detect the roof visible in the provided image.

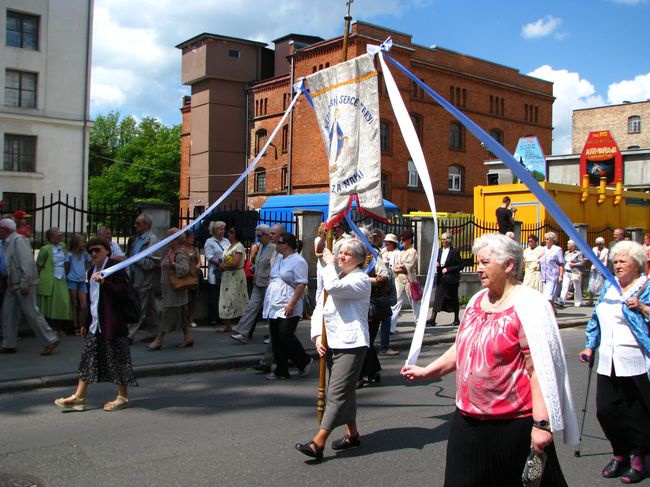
[176,33,267,50]
[271,33,324,45]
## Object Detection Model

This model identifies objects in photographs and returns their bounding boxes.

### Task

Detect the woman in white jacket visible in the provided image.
[295,239,371,460]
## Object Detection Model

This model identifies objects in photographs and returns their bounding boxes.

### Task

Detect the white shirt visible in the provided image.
[440,247,450,267]
[89,257,109,334]
[596,282,649,377]
[263,252,308,319]
[109,241,124,257]
[310,265,371,350]
[204,236,230,285]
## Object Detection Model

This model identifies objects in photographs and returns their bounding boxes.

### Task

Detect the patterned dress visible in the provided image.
[219,241,249,320]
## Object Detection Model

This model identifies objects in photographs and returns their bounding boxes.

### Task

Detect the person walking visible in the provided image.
[231,224,275,344]
[588,237,609,305]
[579,240,650,484]
[540,231,564,314]
[217,226,248,332]
[522,234,544,292]
[127,213,162,343]
[389,229,419,334]
[0,219,60,355]
[54,237,137,412]
[558,240,585,307]
[428,232,462,327]
[204,221,229,327]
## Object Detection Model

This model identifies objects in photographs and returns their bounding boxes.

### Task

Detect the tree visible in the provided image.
[88,113,181,207]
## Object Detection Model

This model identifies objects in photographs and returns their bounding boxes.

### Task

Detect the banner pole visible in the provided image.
[317,228,333,425]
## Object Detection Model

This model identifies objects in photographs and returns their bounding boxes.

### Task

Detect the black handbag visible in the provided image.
[522,448,547,486]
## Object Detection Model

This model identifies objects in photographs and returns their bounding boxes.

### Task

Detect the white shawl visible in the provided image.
[465,285,580,445]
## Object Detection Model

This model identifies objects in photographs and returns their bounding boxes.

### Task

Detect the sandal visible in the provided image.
[331,433,361,451]
[54,394,86,412]
[103,395,130,411]
[295,440,324,460]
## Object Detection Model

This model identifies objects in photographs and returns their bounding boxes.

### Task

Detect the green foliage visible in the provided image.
[88,112,180,207]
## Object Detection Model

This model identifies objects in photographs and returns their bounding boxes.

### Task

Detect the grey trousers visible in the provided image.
[2,285,58,349]
[128,286,160,339]
[234,284,267,337]
[321,346,367,431]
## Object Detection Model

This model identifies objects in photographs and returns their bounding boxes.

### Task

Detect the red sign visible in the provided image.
[579,130,622,186]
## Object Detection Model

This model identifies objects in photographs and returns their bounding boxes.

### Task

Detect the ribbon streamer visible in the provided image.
[100,87,305,278]
[344,212,377,275]
[381,49,620,294]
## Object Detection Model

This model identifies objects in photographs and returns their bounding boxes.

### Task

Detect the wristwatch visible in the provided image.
[532,419,551,433]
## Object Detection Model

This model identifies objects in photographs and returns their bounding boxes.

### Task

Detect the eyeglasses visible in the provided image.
[277,241,286,245]
[88,247,104,254]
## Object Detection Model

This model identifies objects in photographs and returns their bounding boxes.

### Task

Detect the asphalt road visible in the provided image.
[0,327,642,487]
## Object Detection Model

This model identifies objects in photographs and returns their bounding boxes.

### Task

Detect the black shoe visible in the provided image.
[621,468,646,484]
[452,319,460,326]
[295,441,323,459]
[602,458,630,478]
[139,336,156,343]
[145,344,162,351]
[253,364,271,373]
[369,373,381,384]
[426,319,436,327]
[331,434,361,451]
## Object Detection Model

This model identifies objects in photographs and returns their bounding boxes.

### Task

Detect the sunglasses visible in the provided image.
[277,241,286,245]
[88,247,104,254]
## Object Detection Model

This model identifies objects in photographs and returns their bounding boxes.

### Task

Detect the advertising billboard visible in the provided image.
[513,136,546,182]
[579,130,623,186]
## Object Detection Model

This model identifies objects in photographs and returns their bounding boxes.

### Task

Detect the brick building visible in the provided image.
[573,100,650,153]
[178,21,554,216]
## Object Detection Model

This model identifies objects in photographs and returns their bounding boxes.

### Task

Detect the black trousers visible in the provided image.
[269,316,310,377]
[207,282,221,324]
[360,317,381,380]
[596,371,650,456]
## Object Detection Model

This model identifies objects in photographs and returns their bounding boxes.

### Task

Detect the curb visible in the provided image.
[0,320,587,394]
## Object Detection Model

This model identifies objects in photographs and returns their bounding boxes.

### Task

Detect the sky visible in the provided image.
[91,0,650,155]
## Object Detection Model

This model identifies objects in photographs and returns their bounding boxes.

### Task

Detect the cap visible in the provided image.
[384,233,399,244]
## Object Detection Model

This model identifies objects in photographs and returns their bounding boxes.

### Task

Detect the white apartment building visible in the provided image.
[0,0,93,211]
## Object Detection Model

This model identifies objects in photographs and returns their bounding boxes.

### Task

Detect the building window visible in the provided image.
[281,165,288,191]
[6,11,39,50]
[254,167,266,192]
[490,95,504,116]
[228,49,240,58]
[407,160,419,188]
[381,173,388,199]
[525,104,539,123]
[628,115,641,134]
[380,121,391,153]
[449,121,464,150]
[281,125,289,152]
[450,86,467,108]
[5,70,37,108]
[448,165,462,192]
[2,192,36,213]
[263,98,268,115]
[3,134,36,172]
[489,128,504,145]
[254,129,267,155]
[410,113,422,142]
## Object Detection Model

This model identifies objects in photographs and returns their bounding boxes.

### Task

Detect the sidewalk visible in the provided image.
[0,304,594,393]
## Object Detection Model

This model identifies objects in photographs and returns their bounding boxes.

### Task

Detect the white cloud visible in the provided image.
[607,73,650,103]
[528,65,605,154]
[608,0,647,5]
[521,15,562,39]
[90,0,422,123]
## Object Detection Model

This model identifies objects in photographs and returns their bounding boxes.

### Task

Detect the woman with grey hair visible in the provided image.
[402,233,577,485]
[540,231,564,313]
[204,220,229,326]
[588,236,609,305]
[558,240,585,307]
[580,240,650,483]
[296,239,371,459]
[36,227,72,332]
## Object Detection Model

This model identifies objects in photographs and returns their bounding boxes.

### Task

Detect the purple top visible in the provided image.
[540,245,564,282]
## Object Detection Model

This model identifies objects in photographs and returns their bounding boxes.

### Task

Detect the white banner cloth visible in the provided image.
[304,54,385,222]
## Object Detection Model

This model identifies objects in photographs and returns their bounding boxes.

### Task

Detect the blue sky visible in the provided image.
[91,0,650,154]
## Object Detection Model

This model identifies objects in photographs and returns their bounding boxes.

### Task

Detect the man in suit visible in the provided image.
[0,218,60,355]
[231,224,276,344]
[127,212,162,343]
[427,232,463,327]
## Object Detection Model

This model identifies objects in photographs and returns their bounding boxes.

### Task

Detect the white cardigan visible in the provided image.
[465,285,580,445]
[310,263,371,350]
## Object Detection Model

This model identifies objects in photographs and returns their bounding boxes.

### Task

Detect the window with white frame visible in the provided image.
[448,165,462,192]
[407,160,419,188]
[628,115,641,134]
[4,134,36,172]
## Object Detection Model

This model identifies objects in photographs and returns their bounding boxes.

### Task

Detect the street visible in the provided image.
[0,327,636,486]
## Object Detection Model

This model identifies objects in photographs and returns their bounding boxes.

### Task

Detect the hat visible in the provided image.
[384,233,399,244]
[13,209,31,219]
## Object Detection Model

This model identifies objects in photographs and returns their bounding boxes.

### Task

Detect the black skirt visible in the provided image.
[444,409,567,487]
[78,333,138,386]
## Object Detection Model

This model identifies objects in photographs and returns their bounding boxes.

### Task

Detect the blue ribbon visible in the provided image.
[382,51,621,294]
[345,212,377,274]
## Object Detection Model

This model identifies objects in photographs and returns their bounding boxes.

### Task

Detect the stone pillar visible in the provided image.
[294,210,324,299]
[136,202,173,240]
[514,220,522,241]
[574,223,588,243]
[626,226,645,244]
[414,217,435,280]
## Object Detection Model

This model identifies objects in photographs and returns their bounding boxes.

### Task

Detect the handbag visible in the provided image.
[522,448,547,487]
[407,276,423,302]
[168,252,198,291]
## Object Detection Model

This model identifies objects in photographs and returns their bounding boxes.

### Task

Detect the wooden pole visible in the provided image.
[341,0,353,62]
[317,228,333,425]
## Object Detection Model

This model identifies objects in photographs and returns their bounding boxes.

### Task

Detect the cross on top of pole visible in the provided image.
[346,0,353,16]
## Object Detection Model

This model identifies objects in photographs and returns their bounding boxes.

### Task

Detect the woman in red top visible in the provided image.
[402,233,577,486]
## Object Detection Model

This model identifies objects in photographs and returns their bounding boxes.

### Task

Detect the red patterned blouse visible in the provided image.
[455,293,533,419]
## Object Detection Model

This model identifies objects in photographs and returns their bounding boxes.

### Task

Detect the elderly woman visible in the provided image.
[379,233,400,356]
[401,233,578,486]
[296,239,371,460]
[182,230,201,329]
[37,227,72,331]
[540,231,564,313]
[523,234,544,292]
[217,226,249,332]
[588,236,609,305]
[389,229,420,333]
[54,237,137,412]
[558,239,585,307]
[580,241,650,484]
[262,232,311,380]
[204,220,229,327]
[147,229,192,350]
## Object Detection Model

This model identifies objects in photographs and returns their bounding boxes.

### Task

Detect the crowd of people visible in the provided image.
[1,208,649,483]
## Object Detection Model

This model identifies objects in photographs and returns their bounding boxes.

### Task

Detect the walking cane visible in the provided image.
[574,352,595,457]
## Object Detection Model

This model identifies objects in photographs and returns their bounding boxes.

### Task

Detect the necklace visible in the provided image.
[483,284,517,313]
